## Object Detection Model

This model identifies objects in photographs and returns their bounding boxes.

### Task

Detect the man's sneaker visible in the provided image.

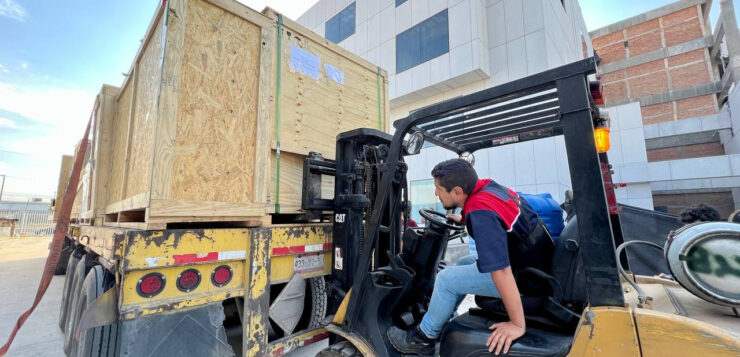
[387,325,435,356]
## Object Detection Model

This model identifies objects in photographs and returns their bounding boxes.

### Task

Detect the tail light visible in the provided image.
[211,265,233,287]
[177,269,201,292]
[590,80,604,106]
[137,273,166,298]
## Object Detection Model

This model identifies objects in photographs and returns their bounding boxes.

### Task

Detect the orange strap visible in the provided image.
[0,114,92,356]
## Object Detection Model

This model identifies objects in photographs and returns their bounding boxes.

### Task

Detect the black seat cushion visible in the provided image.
[439,313,573,357]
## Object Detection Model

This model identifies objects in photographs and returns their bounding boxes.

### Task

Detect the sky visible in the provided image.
[0,0,736,201]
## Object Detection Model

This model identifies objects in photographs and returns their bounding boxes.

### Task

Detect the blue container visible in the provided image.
[519,193,565,243]
[468,192,565,255]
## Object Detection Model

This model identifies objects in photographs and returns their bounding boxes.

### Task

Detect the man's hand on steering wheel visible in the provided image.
[419,208,465,231]
[446,213,462,223]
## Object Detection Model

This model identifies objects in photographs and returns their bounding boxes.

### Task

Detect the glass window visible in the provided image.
[409,179,445,224]
[396,26,421,74]
[396,10,449,73]
[326,2,356,44]
[396,0,408,6]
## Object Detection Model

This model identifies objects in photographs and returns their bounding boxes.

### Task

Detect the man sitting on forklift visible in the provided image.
[387,159,554,356]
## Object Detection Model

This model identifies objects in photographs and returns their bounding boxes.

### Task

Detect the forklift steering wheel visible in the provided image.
[419,208,465,231]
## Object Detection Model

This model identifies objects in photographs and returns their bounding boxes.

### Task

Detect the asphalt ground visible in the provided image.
[0,237,65,357]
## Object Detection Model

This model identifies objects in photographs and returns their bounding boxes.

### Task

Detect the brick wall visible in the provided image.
[646,141,725,161]
[653,191,735,218]
[593,5,717,125]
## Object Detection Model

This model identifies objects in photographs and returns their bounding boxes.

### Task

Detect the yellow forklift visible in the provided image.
[308,56,740,356]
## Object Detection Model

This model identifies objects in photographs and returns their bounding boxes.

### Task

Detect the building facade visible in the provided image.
[297,0,740,219]
[591,0,740,217]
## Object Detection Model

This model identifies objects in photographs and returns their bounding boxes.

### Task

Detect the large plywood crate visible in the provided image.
[102,0,388,229]
[69,85,120,224]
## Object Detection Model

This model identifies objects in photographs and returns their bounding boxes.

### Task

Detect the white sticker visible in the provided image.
[324,63,344,84]
[294,253,324,274]
[290,44,320,80]
[334,247,343,270]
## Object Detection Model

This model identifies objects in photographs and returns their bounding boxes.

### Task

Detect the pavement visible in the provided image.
[0,238,474,357]
[0,237,65,357]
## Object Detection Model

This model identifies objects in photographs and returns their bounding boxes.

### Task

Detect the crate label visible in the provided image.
[294,253,324,274]
[324,63,344,85]
[290,45,320,80]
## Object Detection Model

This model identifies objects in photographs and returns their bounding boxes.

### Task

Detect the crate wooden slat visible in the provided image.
[98,0,388,228]
[53,155,73,222]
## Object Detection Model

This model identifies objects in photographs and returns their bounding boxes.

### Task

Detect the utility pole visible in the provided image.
[0,174,5,206]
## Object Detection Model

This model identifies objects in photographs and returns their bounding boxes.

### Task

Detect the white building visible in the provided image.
[297,0,655,220]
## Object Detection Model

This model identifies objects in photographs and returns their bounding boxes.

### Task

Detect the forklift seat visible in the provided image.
[439,312,573,357]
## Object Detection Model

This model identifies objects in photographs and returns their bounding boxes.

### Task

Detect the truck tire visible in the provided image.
[74,265,119,357]
[316,341,361,357]
[55,238,73,275]
[298,276,327,330]
[64,254,92,355]
[58,249,83,330]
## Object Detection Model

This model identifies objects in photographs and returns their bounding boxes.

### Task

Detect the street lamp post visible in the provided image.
[0,174,5,206]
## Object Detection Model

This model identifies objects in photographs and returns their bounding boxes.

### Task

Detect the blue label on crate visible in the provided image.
[290,44,320,80]
[324,63,344,85]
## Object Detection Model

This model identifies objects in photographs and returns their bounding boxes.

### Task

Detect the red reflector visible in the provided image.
[177,269,201,292]
[137,273,166,297]
[211,265,233,287]
[590,81,604,105]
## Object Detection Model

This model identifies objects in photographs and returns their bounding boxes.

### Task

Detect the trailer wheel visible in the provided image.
[316,340,361,357]
[54,238,73,275]
[74,265,119,357]
[64,254,92,355]
[298,276,327,330]
[58,249,83,330]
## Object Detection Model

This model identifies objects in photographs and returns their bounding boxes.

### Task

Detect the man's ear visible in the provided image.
[453,186,464,196]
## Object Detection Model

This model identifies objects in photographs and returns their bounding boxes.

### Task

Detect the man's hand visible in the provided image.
[446,213,462,223]
[486,321,525,355]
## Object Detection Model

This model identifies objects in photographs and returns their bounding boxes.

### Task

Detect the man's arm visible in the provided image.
[487,267,525,355]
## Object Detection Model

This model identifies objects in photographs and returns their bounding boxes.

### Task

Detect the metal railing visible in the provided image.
[0,209,55,237]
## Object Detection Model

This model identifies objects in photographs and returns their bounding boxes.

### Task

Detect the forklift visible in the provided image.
[302,57,740,356]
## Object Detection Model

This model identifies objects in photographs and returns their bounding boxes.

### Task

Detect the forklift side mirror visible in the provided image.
[459,152,475,166]
[404,132,425,155]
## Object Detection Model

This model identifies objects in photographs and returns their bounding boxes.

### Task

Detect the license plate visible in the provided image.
[294,253,324,274]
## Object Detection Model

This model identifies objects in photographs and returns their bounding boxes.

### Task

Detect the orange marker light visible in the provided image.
[594,126,611,153]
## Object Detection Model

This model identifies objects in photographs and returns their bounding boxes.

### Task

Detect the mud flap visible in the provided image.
[119,303,235,357]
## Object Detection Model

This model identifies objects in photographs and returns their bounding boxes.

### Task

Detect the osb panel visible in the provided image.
[270,150,333,214]
[108,81,133,206]
[54,155,73,222]
[91,87,119,216]
[168,0,261,204]
[279,30,383,159]
[125,18,164,198]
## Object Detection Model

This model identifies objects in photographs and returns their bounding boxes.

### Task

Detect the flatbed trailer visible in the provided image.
[62,223,333,356]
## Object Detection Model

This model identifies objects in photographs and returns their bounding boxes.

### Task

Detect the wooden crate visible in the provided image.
[69,85,120,225]
[53,155,73,223]
[102,0,388,229]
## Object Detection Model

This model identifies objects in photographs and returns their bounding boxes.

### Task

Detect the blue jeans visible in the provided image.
[419,254,499,339]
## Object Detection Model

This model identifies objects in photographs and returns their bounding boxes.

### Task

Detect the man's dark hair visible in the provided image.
[431,159,478,195]
[679,204,721,224]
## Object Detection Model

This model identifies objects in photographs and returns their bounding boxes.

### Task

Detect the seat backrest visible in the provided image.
[549,216,587,307]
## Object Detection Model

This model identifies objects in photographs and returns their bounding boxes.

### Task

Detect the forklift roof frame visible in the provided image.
[344,57,625,329]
